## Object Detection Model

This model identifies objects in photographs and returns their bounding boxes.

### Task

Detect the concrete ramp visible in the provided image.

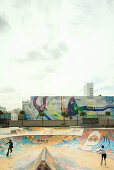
[0,128,113,169]
[30,147,64,170]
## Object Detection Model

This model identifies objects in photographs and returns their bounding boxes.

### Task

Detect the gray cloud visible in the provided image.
[71,0,114,26]
[27,51,47,61]
[13,0,31,8]
[0,16,10,32]
[16,42,68,63]
[26,63,57,81]
[27,65,57,81]
[49,48,62,59]
[0,87,16,94]
[48,43,68,59]
[45,67,55,73]
[96,86,114,92]
[27,73,48,81]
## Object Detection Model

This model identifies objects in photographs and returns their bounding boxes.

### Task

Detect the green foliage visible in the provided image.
[61,123,68,127]
[105,111,111,116]
[68,103,80,116]
[20,110,25,115]
[78,107,83,112]
[0,110,4,118]
[61,111,68,118]
[80,111,87,117]
[39,110,45,117]
[19,110,25,122]
[0,110,3,115]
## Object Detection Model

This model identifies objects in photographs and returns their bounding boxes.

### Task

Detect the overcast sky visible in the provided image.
[0,0,114,110]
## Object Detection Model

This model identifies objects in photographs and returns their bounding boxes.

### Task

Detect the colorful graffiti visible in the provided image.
[0,128,113,155]
[0,128,113,169]
[24,96,114,120]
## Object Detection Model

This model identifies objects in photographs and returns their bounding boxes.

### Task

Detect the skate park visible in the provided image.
[0,0,114,168]
[0,96,114,169]
[0,127,114,170]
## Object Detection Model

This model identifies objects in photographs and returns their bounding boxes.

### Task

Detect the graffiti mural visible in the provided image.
[0,128,113,157]
[0,128,113,169]
[24,96,114,120]
[81,129,114,152]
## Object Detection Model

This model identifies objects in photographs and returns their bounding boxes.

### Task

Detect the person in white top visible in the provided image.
[97,145,107,166]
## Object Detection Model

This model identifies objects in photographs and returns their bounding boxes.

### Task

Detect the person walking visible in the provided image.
[6,139,13,156]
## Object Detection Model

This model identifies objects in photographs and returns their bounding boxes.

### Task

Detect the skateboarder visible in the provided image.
[97,145,107,166]
[6,140,13,156]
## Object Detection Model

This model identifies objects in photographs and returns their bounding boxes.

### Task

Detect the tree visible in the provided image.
[80,111,87,118]
[61,111,68,126]
[0,110,3,119]
[70,105,79,126]
[73,107,80,126]
[39,110,45,126]
[76,108,80,126]
[3,111,5,118]
[20,110,25,127]
[105,111,111,127]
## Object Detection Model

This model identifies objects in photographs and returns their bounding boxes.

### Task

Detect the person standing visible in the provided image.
[97,145,107,166]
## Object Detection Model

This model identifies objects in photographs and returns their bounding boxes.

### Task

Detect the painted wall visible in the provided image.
[24,96,114,120]
[0,128,113,157]
[0,128,113,169]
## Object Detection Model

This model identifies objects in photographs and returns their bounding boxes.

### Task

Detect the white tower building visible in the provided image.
[84,83,94,96]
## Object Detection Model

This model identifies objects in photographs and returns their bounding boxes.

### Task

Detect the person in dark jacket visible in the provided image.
[6,140,13,156]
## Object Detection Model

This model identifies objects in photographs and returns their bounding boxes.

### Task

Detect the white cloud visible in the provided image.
[0,0,114,110]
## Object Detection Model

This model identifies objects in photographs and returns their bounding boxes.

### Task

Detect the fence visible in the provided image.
[9,119,114,127]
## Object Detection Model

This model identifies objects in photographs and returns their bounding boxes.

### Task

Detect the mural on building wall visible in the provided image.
[24,96,114,120]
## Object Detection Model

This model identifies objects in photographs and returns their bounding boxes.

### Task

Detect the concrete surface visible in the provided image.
[0,127,114,169]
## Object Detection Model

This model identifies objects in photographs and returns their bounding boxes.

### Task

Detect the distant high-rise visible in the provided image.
[84,83,93,96]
